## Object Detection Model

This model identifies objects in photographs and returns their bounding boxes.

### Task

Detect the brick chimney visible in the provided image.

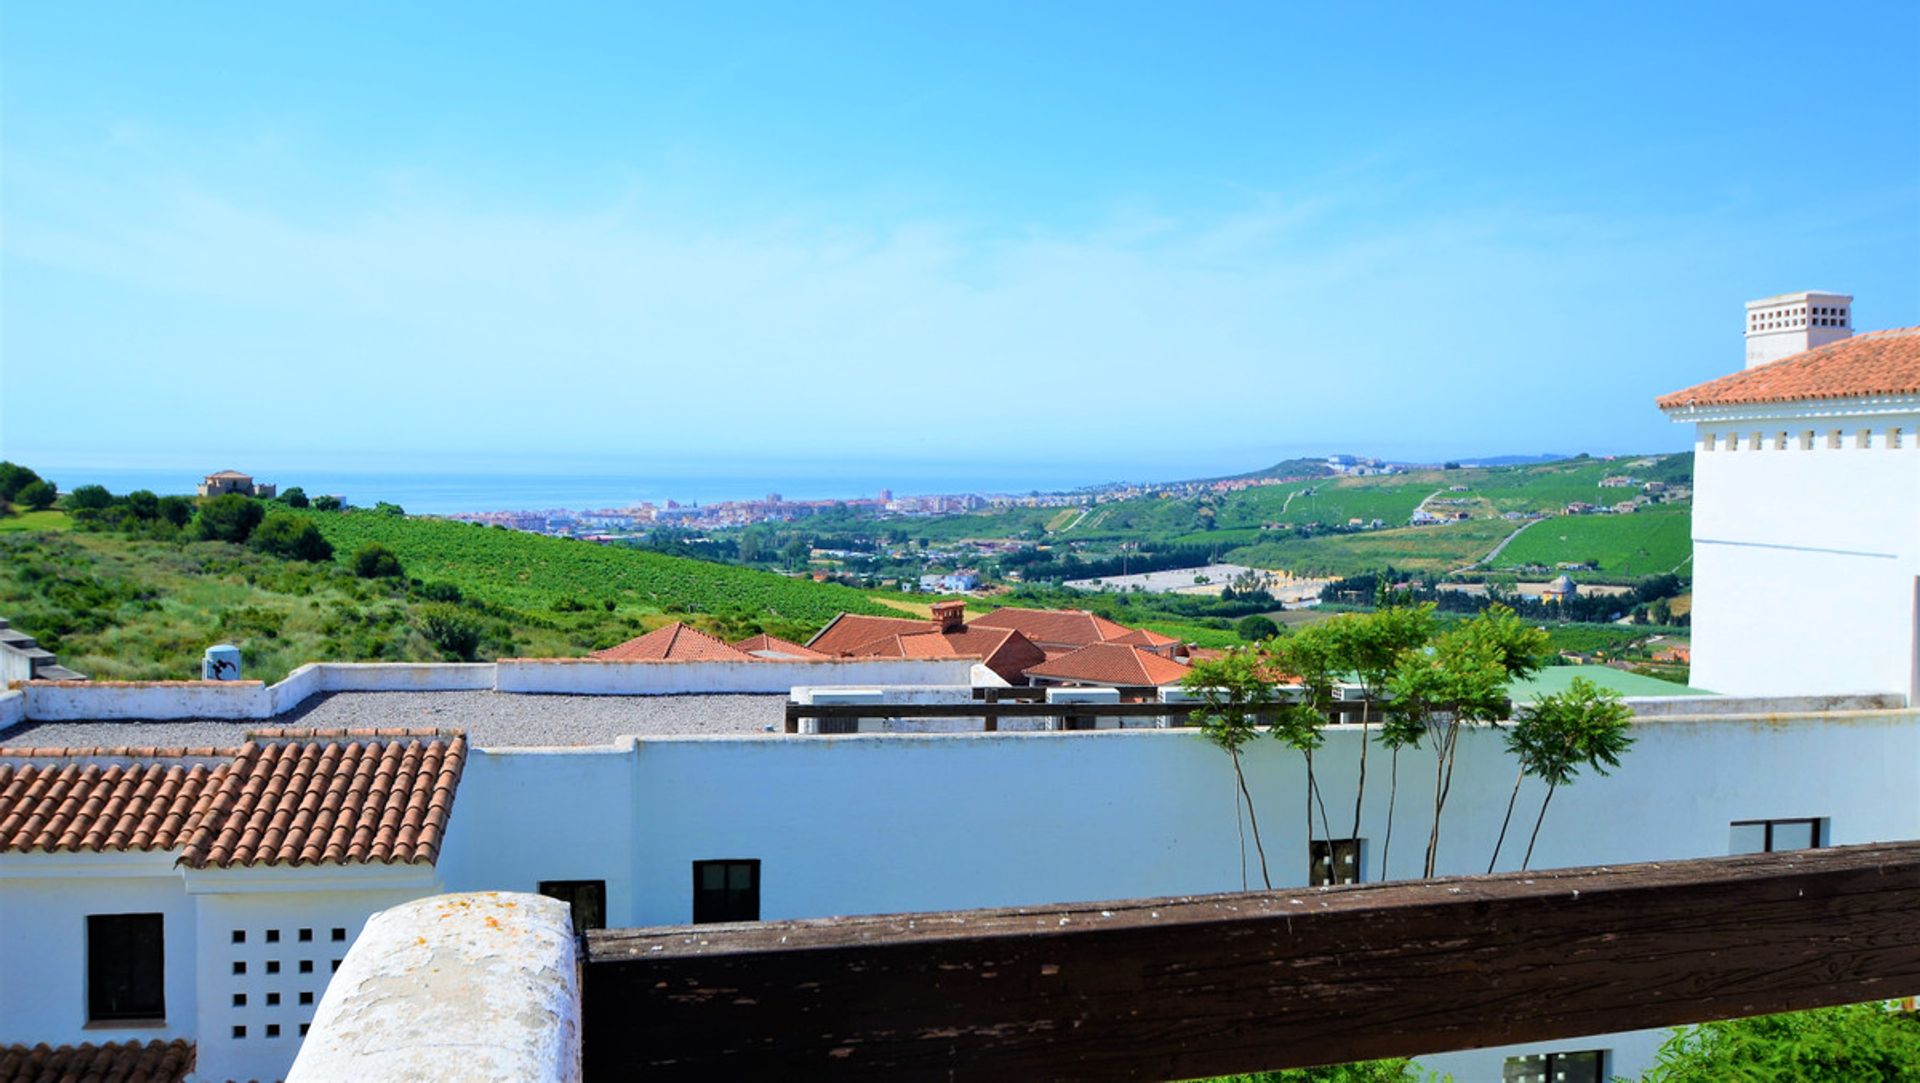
[1745,290,1851,369]
[931,600,966,633]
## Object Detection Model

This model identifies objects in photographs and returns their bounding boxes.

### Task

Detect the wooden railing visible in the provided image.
[582,841,1920,1081]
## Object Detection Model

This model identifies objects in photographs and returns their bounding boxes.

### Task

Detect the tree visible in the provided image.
[1383,605,1546,878]
[1265,625,1341,863]
[1328,603,1436,878]
[125,490,160,520]
[313,495,343,511]
[280,486,310,509]
[17,479,57,511]
[65,484,115,511]
[352,542,404,579]
[250,512,334,562]
[374,501,405,516]
[194,494,265,543]
[1236,615,1279,642]
[156,495,195,527]
[1487,676,1634,872]
[0,462,41,502]
[1183,649,1282,890]
[1643,1002,1920,1082]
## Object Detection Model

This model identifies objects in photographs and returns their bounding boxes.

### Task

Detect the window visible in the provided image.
[1702,432,1717,452]
[1309,839,1363,886]
[1773,431,1787,450]
[88,913,166,1022]
[1857,428,1872,449]
[1503,1049,1606,1082]
[1799,430,1814,450]
[1891,428,1904,449]
[539,880,608,934]
[1828,429,1843,449]
[693,860,761,924]
[1731,817,1823,854]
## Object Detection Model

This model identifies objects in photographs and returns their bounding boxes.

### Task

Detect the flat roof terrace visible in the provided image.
[0,689,790,750]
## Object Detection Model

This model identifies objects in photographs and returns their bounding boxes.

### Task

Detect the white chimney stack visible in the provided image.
[1744,290,1851,369]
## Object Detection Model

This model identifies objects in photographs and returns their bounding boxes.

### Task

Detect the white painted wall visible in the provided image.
[1686,407,1920,698]
[0,689,23,730]
[21,680,273,721]
[495,657,978,695]
[1,645,34,685]
[433,707,1920,1080]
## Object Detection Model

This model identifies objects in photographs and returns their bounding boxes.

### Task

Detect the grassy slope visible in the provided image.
[297,509,901,626]
[1491,505,1692,576]
[1226,519,1518,577]
[0,509,73,533]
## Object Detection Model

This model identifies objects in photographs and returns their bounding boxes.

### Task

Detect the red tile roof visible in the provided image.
[1,1040,194,1083]
[1657,326,1920,410]
[1108,627,1181,649]
[592,622,756,662]
[0,730,465,868]
[806,613,937,655]
[969,608,1141,649]
[1025,643,1192,687]
[729,633,830,660]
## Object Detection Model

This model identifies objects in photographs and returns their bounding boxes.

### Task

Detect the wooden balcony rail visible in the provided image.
[583,841,1920,1081]
[783,700,1380,733]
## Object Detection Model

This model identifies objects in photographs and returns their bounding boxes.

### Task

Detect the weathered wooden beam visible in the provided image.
[583,841,1920,1081]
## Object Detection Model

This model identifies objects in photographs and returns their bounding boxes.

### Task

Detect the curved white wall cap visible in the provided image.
[288,892,580,1083]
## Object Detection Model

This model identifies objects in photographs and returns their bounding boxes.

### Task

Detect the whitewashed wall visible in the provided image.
[494,657,978,695]
[1688,408,1920,699]
[0,689,23,730]
[20,680,273,721]
[437,707,1920,1079]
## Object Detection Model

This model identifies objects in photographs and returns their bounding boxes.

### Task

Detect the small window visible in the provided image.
[1310,838,1363,886]
[1799,431,1813,450]
[1748,432,1764,451]
[1828,429,1843,449]
[693,860,761,924]
[1890,428,1903,449]
[1702,432,1717,452]
[1503,1049,1606,1082]
[1857,428,1872,449]
[1774,431,1787,450]
[539,880,608,934]
[1731,817,1823,854]
[88,914,167,1022]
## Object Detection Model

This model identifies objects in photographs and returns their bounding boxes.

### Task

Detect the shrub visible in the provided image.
[125,490,160,520]
[351,542,404,579]
[195,494,265,543]
[419,603,483,661]
[374,501,405,516]
[1644,1002,1920,1081]
[417,581,461,603]
[313,495,342,512]
[280,486,310,509]
[250,513,334,562]
[1236,615,1280,641]
[17,480,57,511]
[65,484,115,511]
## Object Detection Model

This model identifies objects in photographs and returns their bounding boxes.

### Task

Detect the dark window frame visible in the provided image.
[1309,838,1363,887]
[1730,817,1824,853]
[86,912,166,1023]
[538,879,609,935]
[1502,1048,1607,1083]
[692,859,761,924]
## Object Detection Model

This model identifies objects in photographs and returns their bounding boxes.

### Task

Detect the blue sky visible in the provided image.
[3,3,1917,483]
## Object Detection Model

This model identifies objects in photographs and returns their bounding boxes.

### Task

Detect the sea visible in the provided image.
[29,460,1145,517]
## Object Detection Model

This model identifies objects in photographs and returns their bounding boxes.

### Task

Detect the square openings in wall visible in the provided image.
[228,923,345,1051]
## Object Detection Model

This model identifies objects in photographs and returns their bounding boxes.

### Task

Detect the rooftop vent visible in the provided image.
[1744,290,1852,369]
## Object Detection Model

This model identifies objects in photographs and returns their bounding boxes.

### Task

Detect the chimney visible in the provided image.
[203,643,243,681]
[931,600,966,633]
[1744,290,1851,369]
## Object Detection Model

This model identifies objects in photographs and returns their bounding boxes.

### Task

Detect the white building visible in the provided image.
[1659,295,1919,699]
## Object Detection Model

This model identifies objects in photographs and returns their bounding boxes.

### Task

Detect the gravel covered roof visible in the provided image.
[0,690,789,751]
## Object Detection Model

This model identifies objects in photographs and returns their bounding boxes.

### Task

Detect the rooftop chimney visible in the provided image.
[931,600,966,633]
[1744,290,1851,369]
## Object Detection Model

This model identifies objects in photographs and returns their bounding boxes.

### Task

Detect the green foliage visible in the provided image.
[419,603,484,660]
[157,495,195,527]
[195,494,265,543]
[374,501,406,516]
[1505,676,1634,789]
[352,542,404,579]
[0,461,42,502]
[1184,648,1281,757]
[1493,505,1691,576]
[66,484,115,511]
[280,486,310,509]
[312,494,342,512]
[250,513,334,563]
[17,479,57,511]
[1199,1058,1429,1082]
[1235,614,1279,641]
[1644,1003,1920,1082]
[125,490,160,520]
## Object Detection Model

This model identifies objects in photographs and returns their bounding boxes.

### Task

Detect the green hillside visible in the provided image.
[1490,505,1692,576]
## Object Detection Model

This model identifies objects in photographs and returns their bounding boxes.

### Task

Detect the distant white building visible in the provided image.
[1659,293,1918,699]
[197,471,276,499]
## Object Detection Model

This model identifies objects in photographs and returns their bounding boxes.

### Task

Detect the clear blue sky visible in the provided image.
[3,3,1917,481]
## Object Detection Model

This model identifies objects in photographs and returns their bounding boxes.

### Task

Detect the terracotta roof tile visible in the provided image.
[970,608,1144,650]
[805,613,935,655]
[592,622,757,662]
[729,633,830,660]
[1026,643,1192,687]
[1657,326,1920,410]
[0,1040,194,1083]
[0,733,466,869]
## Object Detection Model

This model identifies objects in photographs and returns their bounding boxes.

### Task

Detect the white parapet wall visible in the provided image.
[0,689,23,731]
[495,657,981,695]
[287,892,580,1083]
[269,663,497,715]
[19,679,274,721]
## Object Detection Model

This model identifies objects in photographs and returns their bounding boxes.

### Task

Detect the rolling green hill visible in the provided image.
[1490,505,1692,576]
